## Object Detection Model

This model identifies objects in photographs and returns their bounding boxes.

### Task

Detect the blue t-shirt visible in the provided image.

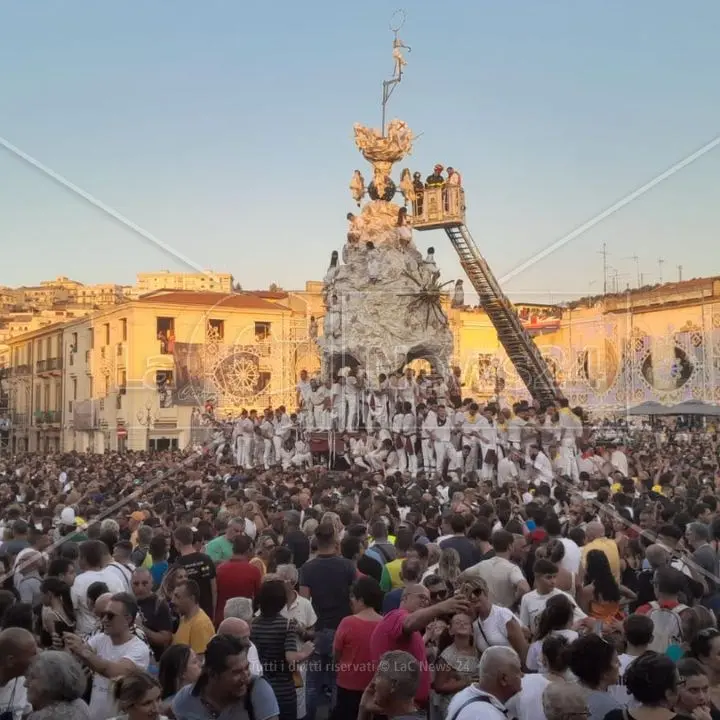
[172,678,279,720]
[150,560,169,588]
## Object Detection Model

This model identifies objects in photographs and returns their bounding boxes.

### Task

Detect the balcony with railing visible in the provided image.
[33,410,62,425]
[409,185,466,231]
[11,412,28,427]
[12,364,32,377]
[36,358,63,373]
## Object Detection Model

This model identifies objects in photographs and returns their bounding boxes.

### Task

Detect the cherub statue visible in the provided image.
[324,294,342,340]
[451,279,465,308]
[350,170,366,206]
[424,246,438,275]
[392,35,411,79]
[323,251,340,305]
[308,316,318,342]
[399,168,415,206]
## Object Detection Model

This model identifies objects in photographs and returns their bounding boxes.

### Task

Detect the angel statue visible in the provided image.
[323,250,340,305]
[424,246,438,275]
[399,168,416,206]
[324,293,342,340]
[350,170,366,206]
[451,279,465,308]
[392,35,411,80]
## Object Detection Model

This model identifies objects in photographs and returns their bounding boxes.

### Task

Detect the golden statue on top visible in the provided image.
[352,119,414,202]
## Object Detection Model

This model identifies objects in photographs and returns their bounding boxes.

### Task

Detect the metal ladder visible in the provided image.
[445,224,565,405]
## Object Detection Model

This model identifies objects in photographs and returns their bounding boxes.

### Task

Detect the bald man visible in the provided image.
[217,618,263,677]
[447,646,523,720]
[581,520,620,580]
[0,628,37,717]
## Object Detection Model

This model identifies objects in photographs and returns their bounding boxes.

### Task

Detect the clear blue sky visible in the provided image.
[1,1,718,303]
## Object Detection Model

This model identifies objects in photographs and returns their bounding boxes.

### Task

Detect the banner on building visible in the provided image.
[73,399,96,430]
[173,342,209,406]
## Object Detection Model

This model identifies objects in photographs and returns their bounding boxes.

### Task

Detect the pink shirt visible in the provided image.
[369,608,430,705]
[334,615,382,691]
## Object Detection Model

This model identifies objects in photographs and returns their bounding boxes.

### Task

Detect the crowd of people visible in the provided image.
[0,400,718,720]
[223,366,588,478]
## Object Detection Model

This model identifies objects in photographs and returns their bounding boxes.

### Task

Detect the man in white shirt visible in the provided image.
[497,450,520,487]
[296,370,314,429]
[507,409,527,450]
[366,374,389,433]
[277,564,317,720]
[216,617,263,677]
[426,404,456,473]
[419,403,435,473]
[311,380,332,432]
[397,368,418,412]
[240,411,256,469]
[610,442,629,477]
[401,402,418,477]
[273,406,292,461]
[519,558,586,632]
[65,593,150,720]
[466,530,530,608]
[558,400,583,481]
[344,371,360,432]
[446,646,523,720]
[528,444,554,486]
[332,375,348,431]
[0,628,36,719]
[71,541,129,637]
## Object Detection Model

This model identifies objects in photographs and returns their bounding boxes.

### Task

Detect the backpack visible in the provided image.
[373,543,393,564]
[448,694,504,720]
[646,601,687,654]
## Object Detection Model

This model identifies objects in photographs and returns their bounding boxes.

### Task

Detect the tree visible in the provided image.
[232,281,243,292]
[269,283,283,292]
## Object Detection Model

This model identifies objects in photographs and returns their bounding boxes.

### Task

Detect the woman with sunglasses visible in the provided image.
[455,572,528,665]
[332,577,384,720]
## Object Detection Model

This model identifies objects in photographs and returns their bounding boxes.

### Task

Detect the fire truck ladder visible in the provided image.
[445,224,565,405]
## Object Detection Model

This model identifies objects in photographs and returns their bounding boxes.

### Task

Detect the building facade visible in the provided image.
[134,271,234,296]
[5,324,65,452]
[451,277,720,414]
[50,290,309,452]
[6,276,720,454]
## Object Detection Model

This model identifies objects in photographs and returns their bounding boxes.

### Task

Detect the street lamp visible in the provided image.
[136,399,159,452]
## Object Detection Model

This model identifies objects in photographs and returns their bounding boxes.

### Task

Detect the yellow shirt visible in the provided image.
[173,609,216,654]
[384,558,405,590]
[582,537,621,581]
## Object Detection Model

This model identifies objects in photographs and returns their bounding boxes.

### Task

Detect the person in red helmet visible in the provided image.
[425,164,445,188]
